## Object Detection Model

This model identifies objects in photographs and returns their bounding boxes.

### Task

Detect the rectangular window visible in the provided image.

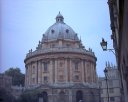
[32,66,35,74]
[75,62,78,71]
[109,80,113,87]
[44,62,48,72]
[44,76,48,82]
[59,62,63,67]
[75,75,79,80]
[32,78,35,84]
[110,97,115,101]
[100,89,103,94]
[109,88,114,93]
[59,75,64,80]
[99,82,102,87]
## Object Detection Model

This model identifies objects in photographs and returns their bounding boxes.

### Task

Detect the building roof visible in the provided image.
[42,12,79,42]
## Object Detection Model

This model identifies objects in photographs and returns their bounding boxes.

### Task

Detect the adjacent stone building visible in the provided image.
[99,62,123,102]
[24,12,99,102]
[107,0,128,101]
[0,73,12,91]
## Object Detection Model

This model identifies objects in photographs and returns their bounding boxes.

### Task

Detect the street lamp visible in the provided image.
[104,68,109,102]
[100,38,115,55]
[100,38,107,51]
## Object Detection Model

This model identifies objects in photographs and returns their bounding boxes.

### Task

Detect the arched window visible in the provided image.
[76,90,83,102]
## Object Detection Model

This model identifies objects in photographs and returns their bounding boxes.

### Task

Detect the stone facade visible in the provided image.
[99,62,123,102]
[108,0,128,101]
[24,12,99,102]
[0,74,12,91]
[11,86,24,99]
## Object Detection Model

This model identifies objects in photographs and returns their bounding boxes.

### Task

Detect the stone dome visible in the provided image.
[42,12,79,42]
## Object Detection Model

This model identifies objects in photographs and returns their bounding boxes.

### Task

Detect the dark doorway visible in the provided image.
[76,90,83,102]
[42,91,48,102]
[59,91,65,102]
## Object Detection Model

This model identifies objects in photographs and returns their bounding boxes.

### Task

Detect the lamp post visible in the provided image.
[100,38,115,55]
[104,68,109,102]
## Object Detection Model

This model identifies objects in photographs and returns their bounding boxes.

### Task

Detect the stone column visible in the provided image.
[90,62,92,82]
[83,60,86,82]
[30,62,32,85]
[52,59,55,83]
[86,61,90,83]
[36,60,38,84]
[25,65,27,87]
[69,89,72,102]
[67,58,70,82]
[70,59,72,83]
[65,59,68,83]
[40,60,43,84]
[55,59,58,83]
[28,64,30,86]
[85,61,88,82]
[49,60,53,84]
[81,60,84,83]
[90,62,93,83]
[93,64,96,82]
[38,60,42,84]
[92,63,95,82]
[92,63,95,83]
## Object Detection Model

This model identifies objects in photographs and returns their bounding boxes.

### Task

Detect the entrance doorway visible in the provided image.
[42,91,48,102]
[76,90,83,102]
[59,91,65,102]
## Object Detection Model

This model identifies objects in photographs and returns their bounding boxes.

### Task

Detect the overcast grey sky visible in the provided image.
[1,0,116,76]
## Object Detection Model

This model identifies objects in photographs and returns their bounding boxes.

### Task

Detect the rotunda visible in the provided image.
[24,12,99,102]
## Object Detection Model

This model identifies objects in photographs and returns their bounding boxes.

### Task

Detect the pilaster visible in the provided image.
[65,59,68,83]
[55,59,58,83]
[81,60,84,83]
[49,60,53,84]
[70,59,72,83]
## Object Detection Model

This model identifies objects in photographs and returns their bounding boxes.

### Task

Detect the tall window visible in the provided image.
[44,76,48,82]
[32,78,35,84]
[75,62,78,71]
[59,62,63,67]
[110,97,115,101]
[32,66,35,74]
[100,89,103,94]
[109,80,113,87]
[59,75,64,80]
[75,75,79,80]
[44,62,48,72]
[109,88,114,93]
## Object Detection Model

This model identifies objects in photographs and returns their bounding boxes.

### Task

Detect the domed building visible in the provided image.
[24,12,99,102]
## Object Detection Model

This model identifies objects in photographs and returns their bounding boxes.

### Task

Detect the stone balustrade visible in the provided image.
[26,47,95,58]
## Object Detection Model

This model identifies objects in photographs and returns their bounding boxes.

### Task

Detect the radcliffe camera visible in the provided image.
[0,0,128,102]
